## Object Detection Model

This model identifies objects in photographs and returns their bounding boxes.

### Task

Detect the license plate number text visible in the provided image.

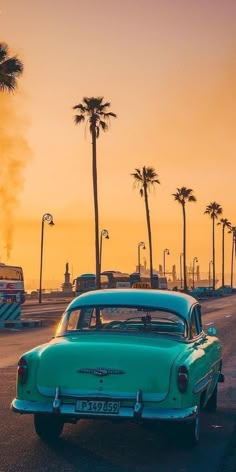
[75,400,120,414]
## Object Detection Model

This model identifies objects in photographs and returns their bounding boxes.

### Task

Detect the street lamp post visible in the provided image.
[192,257,198,289]
[99,229,109,274]
[180,253,184,289]
[208,260,213,287]
[39,213,55,304]
[163,248,170,276]
[230,228,236,288]
[138,241,146,275]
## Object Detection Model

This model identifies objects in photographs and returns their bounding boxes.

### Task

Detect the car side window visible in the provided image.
[68,307,93,330]
[195,305,202,333]
[190,309,199,339]
[67,310,81,330]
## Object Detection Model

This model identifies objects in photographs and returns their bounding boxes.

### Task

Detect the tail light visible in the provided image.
[17,357,28,384]
[177,365,188,393]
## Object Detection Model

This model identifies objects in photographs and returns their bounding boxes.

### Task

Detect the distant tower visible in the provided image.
[61,262,73,294]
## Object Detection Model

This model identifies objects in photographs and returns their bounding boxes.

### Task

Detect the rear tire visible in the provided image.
[205,384,218,412]
[34,414,64,441]
[183,408,200,447]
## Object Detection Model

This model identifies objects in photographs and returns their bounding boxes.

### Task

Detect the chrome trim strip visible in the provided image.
[11,399,198,422]
[78,367,125,376]
[193,358,223,393]
[37,386,167,402]
[193,370,213,394]
[211,358,222,369]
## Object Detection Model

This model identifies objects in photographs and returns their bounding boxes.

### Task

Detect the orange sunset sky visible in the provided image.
[0,0,236,291]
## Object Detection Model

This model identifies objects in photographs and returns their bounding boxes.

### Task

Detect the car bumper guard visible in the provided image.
[11,388,198,422]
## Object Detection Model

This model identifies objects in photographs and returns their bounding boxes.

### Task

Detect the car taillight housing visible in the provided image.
[177,365,188,393]
[17,357,28,384]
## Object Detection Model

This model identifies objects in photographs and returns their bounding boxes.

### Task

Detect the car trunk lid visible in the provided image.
[36,333,184,398]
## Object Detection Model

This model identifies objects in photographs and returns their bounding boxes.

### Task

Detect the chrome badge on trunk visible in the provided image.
[78,367,125,376]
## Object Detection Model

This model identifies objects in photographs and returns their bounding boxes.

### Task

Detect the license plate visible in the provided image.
[75,400,120,415]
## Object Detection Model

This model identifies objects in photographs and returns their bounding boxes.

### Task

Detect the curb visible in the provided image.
[0,319,43,329]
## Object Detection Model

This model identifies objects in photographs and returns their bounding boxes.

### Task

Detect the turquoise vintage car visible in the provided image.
[11,289,224,446]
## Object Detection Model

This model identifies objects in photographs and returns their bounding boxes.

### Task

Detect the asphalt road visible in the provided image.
[1,295,236,472]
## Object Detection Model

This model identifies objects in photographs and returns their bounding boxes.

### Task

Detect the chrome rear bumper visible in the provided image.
[11,398,198,422]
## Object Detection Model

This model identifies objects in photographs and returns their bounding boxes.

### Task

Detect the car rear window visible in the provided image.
[56,305,186,337]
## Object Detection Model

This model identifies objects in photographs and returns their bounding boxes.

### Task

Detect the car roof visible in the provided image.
[67,289,199,320]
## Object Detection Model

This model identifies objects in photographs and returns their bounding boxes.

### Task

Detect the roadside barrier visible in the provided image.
[0,301,43,329]
[0,302,21,321]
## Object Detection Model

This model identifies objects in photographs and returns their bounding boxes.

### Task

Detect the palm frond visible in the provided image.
[100,120,109,132]
[73,103,86,112]
[0,45,23,92]
[131,166,160,196]
[74,114,85,124]
[204,201,223,218]
[0,74,16,91]
[172,186,196,205]
[1,57,23,75]
[0,43,8,62]
[73,96,116,137]
[106,112,117,118]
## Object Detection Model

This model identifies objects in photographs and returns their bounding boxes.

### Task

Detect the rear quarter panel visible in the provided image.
[170,334,222,409]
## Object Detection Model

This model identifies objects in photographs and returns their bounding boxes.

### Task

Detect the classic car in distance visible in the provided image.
[11,289,224,446]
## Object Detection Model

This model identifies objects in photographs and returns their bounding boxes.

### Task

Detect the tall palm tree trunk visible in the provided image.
[231,233,235,288]
[144,185,153,286]
[212,217,216,290]
[182,205,187,291]
[222,226,225,288]
[91,127,100,289]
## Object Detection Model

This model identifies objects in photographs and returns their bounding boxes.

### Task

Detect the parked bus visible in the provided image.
[152,274,168,289]
[130,272,168,290]
[0,263,25,304]
[73,273,109,296]
[130,272,150,287]
[101,271,131,288]
[73,271,167,296]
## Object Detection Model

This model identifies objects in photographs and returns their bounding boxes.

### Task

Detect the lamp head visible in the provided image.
[138,241,145,249]
[42,213,54,225]
[101,229,109,239]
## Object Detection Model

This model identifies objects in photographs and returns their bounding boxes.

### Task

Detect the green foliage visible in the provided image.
[0,42,23,92]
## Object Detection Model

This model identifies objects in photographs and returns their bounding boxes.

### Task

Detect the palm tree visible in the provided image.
[204,202,223,290]
[228,226,236,288]
[172,187,196,292]
[0,42,23,92]
[131,167,160,286]
[73,97,116,289]
[217,218,231,288]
